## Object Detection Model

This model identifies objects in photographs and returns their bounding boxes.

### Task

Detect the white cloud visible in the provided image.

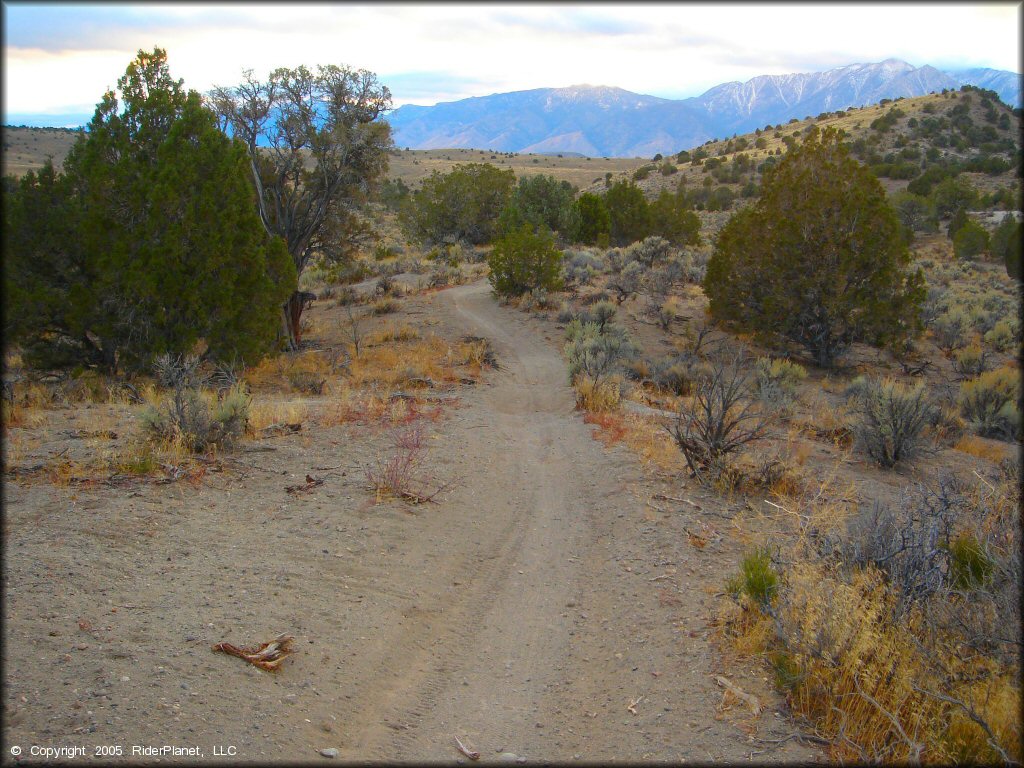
[2,3,1019,114]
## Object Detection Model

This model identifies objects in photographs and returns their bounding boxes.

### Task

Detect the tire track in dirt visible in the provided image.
[340,281,616,759]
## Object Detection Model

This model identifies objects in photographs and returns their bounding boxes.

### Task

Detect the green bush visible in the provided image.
[605,180,651,246]
[498,174,576,235]
[568,192,611,245]
[3,50,295,373]
[726,547,778,608]
[958,366,1021,440]
[649,189,701,246]
[404,162,515,245]
[990,218,1021,280]
[487,225,564,298]
[952,219,990,260]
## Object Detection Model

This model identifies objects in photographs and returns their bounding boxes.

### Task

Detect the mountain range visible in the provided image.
[387,59,1021,157]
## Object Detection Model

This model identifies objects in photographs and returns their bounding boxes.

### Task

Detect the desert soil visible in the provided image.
[3,280,819,764]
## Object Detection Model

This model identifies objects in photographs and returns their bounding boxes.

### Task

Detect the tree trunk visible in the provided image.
[284,291,304,350]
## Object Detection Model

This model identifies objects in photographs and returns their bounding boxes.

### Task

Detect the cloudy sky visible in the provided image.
[2,2,1020,123]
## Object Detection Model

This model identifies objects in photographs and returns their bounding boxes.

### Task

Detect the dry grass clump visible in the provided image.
[620,412,685,471]
[139,356,249,453]
[246,400,309,437]
[720,465,1022,764]
[347,334,492,390]
[246,350,334,394]
[320,384,442,429]
[574,374,622,412]
[953,434,1014,463]
[367,323,420,345]
[794,389,854,448]
[583,411,629,445]
[365,424,453,504]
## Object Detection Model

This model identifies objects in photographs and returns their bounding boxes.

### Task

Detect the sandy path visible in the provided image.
[326,281,816,762]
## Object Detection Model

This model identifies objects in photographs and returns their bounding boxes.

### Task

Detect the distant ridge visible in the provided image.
[387,59,1022,157]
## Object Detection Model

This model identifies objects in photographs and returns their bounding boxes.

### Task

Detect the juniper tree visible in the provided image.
[703,126,925,368]
[404,163,515,246]
[4,49,295,373]
[568,192,611,245]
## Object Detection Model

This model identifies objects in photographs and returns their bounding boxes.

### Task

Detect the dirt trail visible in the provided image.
[328,281,817,762]
[2,280,818,763]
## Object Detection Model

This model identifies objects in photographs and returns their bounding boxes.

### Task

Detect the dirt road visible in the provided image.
[2,280,817,763]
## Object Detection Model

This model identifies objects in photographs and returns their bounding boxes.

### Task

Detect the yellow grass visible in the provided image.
[247,400,309,437]
[954,435,1012,463]
[720,470,1022,765]
[622,412,685,472]
[246,350,333,393]
[573,374,621,412]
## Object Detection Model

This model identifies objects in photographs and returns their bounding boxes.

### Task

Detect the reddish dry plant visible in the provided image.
[583,411,628,445]
[366,425,425,501]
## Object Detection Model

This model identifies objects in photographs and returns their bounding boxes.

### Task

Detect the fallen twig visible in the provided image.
[286,474,325,494]
[453,735,480,760]
[212,633,294,672]
[627,695,644,715]
[715,676,762,716]
[260,422,302,437]
[653,493,700,507]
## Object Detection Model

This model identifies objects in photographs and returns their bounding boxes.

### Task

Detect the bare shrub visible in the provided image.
[371,297,399,315]
[667,351,769,483]
[850,377,935,468]
[366,425,452,503]
[608,261,644,304]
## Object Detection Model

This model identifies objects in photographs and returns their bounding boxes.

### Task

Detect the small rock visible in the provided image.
[318,747,339,758]
[119,676,130,683]
[497,753,519,763]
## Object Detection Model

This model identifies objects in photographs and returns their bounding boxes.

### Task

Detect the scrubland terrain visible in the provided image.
[3,86,1021,764]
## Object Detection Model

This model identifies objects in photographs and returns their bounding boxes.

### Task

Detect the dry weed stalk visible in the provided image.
[366,425,454,504]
